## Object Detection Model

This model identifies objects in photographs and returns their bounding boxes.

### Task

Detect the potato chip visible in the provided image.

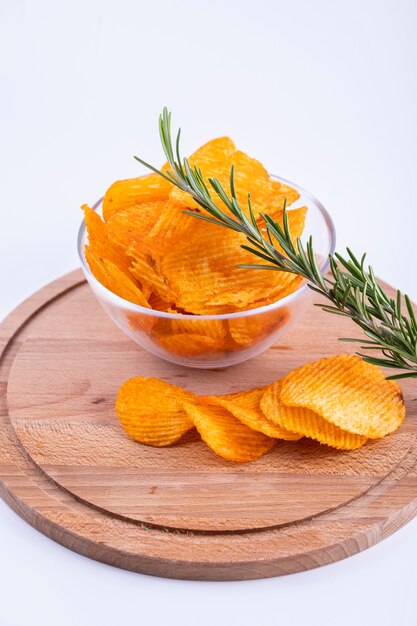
[267,180,300,210]
[169,317,227,340]
[85,248,150,308]
[170,137,236,209]
[207,273,302,310]
[148,198,201,245]
[128,246,175,304]
[228,309,287,347]
[199,387,302,440]
[228,150,274,213]
[85,204,156,297]
[279,355,405,439]
[260,380,368,450]
[126,312,155,333]
[170,140,277,220]
[116,377,194,446]
[83,204,131,274]
[182,402,275,462]
[102,163,173,221]
[173,147,274,217]
[155,332,221,356]
[155,208,307,313]
[105,201,166,249]
[148,292,175,312]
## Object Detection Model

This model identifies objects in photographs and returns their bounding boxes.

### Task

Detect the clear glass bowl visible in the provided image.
[77,175,336,368]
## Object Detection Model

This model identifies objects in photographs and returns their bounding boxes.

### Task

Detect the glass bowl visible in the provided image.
[77,175,335,368]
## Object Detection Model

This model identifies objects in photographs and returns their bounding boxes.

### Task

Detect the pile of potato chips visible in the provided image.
[116,354,405,462]
[83,137,307,358]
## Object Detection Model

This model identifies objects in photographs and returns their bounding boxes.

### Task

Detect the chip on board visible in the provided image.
[182,402,276,462]
[199,387,302,440]
[261,380,368,450]
[116,377,194,446]
[279,354,405,439]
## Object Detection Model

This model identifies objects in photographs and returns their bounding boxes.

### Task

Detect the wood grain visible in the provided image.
[0,269,416,579]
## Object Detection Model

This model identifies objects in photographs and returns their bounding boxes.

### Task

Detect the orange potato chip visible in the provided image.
[126,312,154,333]
[169,317,227,340]
[228,150,274,214]
[128,246,175,304]
[155,332,221,357]
[116,377,194,446]
[85,248,150,308]
[102,163,173,221]
[105,201,166,250]
[267,180,300,211]
[279,354,405,439]
[148,198,202,245]
[173,152,273,219]
[182,402,275,462]
[154,208,307,314]
[83,204,132,274]
[170,137,236,209]
[228,309,288,347]
[199,387,302,440]
[148,292,175,312]
[207,273,302,310]
[260,380,368,450]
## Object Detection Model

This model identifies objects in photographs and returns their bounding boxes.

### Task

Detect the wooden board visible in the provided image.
[0,269,416,580]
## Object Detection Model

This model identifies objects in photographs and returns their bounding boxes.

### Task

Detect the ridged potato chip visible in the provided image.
[155,332,221,356]
[170,140,276,220]
[268,180,300,210]
[169,317,227,339]
[261,380,368,450]
[106,202,165,249]
[148,198,201,245]
[102,163,172,221]
[200,387,302,440]
[228,307,290,347]
[116,377,194,446]
[126,312,154,333]
[85,249,151,308]
[182,402,275,462]
[280,355,405,439]
[128,246,175,304]
[205,272,301,310]
[156,208,307,314]
[228,150,274,214]
[83,204,131,274]
[170,137,236,209]
[148,292,175,312]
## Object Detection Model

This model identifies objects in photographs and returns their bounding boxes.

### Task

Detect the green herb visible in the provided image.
[134,108,417,381]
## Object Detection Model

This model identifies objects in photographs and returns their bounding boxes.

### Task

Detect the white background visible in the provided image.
[1,1,416,625]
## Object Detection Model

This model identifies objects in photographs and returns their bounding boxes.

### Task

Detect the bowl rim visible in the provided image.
[77,174,336,320]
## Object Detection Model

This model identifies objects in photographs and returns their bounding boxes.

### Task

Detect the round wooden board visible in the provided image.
[1,270,416,580]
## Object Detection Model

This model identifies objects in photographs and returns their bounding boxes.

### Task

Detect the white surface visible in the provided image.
[0,1,416,624]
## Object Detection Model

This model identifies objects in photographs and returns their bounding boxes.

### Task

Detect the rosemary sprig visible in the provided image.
[134,108,417,380]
